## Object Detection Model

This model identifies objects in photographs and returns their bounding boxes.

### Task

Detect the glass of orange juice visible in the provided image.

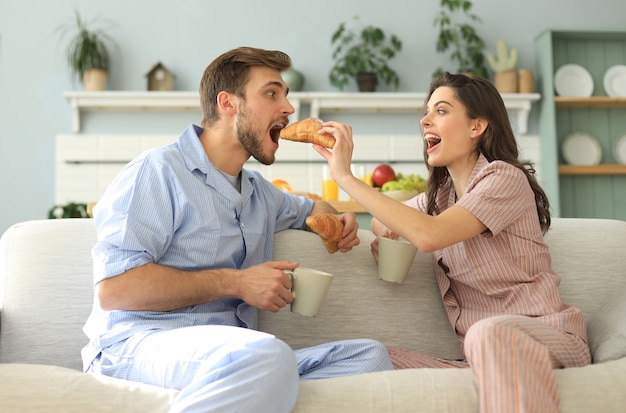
[321,165,338,201]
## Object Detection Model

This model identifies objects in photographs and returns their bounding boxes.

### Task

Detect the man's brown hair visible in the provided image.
[199,47,291,127]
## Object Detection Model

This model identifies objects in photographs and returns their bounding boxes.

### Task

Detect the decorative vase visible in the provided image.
[82,68,108,91]
[281,67,305,91]
[494,70,518,93]
[356,72,377,92]
[517,69,534,93]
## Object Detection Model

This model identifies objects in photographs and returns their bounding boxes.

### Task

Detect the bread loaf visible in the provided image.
[305,214,344,254]
[279,118,336,148]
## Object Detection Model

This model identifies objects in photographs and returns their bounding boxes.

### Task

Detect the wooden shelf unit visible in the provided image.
[536,29,626,220]
[555,96,626,108]
[558,164,626,175]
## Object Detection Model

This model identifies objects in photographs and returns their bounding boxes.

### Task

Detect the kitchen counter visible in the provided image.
[326,200,367,213]
[327,200,371,229]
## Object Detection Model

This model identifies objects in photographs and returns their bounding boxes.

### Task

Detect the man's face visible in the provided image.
[235,66,295,165]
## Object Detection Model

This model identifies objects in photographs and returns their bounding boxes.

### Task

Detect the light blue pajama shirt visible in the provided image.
[82,124,392,413]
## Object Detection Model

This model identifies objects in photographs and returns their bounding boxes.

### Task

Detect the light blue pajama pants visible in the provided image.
[87,325,393,413]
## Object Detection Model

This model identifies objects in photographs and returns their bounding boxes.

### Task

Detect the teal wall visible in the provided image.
[1,0,626,233]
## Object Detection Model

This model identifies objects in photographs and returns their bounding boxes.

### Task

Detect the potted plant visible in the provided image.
[48,202,89,219]
[432,0,488,79]
[56,10,116,91]
[329,16,403,92]
[487,39,519,92]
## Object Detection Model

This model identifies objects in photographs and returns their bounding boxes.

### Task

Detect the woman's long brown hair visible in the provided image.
[423,73,551,233]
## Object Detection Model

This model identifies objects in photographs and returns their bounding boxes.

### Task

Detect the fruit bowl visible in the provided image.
[382,189,419,201]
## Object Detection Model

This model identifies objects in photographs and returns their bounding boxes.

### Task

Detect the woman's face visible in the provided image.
[420,86,480,170]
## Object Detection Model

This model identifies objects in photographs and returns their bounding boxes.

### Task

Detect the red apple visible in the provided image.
[372,164,396,187]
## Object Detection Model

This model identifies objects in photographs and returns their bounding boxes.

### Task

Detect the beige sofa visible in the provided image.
[1,217,625,412]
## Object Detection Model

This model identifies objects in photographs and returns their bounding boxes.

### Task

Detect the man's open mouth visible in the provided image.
[270,123,285,144]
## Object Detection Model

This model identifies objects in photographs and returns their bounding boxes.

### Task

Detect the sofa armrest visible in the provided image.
[0,219,96,369]
[0,364,176,412]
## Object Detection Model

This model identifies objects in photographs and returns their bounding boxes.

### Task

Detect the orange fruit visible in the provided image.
[272,179,293,192]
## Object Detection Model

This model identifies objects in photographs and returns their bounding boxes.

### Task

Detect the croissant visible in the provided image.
[279,118,336,148]
[306,214,344,254]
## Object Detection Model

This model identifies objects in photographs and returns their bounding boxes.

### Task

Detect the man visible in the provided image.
[81,46,393,413]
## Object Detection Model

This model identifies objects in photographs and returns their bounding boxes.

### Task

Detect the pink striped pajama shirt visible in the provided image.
[399,155,590,413]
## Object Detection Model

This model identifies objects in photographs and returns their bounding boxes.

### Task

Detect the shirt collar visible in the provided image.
[469,153,489,183]
[178,124,210,174]
[447,153,490,206]
[177,124,258,191]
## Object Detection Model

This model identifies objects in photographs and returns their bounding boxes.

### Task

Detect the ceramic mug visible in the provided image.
[286,267,334,317]
[377,237,417,284]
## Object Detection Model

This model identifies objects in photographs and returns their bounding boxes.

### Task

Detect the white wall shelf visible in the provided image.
[64,91,540,135]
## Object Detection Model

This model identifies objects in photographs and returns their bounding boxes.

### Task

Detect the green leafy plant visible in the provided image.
[48,202,89,219]
[433,0,488,79]
[329,16,403,91]
[56,10,115,82]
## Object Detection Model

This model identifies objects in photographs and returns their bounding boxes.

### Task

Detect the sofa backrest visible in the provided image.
[263,217,626,359]
[266,228,464,359]
[544,218,626,318]
[1,217,624,370]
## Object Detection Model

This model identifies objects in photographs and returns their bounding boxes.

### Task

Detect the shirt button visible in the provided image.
[240,222,245,228]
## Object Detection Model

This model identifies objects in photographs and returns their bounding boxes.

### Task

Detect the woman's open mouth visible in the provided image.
[424,134,441,152]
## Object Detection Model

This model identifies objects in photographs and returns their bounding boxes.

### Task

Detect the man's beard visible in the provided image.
[236,105,275,165]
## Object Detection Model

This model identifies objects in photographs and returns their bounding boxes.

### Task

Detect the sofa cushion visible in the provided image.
[291,358,626,413]
[293,368,478,413]
[586,286,626,363]
[263,229,464,360]
[0,363,176,413]
[555,357,626,412]
[545,218,626,321]
[387,346,468,369]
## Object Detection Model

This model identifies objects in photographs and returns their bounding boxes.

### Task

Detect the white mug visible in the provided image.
[377,237,417,284]
[286,267,334,317]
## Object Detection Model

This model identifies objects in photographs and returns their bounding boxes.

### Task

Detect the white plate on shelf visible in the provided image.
[561,132,602,165]
[603,65,626,97]
[614,134,626,164]
[554,64,594,97]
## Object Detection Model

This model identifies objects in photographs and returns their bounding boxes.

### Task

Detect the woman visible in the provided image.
[315,73,591,413]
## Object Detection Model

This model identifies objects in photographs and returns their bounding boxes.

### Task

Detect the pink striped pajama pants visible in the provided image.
[389,315,591,413]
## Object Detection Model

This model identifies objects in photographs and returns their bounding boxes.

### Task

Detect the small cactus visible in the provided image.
[487,40,518,73]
